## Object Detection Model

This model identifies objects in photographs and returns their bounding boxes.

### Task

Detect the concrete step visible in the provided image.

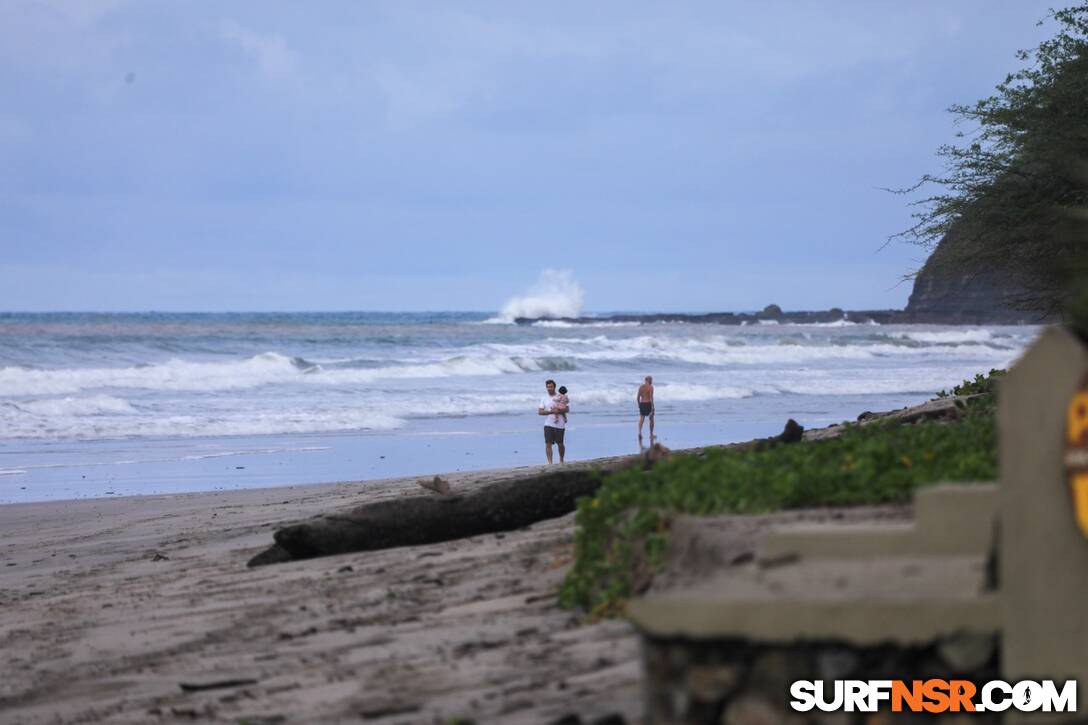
[758,522,916,561]
[629,555,998,645]
[914,482,996,538]
[757,483,997,561]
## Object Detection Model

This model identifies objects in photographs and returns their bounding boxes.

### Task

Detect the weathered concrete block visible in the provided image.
[628,555,998,645]
[757,483,996,562]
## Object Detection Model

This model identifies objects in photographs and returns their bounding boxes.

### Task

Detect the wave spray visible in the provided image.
[497,269,584,322]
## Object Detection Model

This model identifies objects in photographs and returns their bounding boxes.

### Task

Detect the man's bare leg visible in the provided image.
[638,415,645,438]
[557,442,565,463]
[545,442,553,464]
[649,412,655,437]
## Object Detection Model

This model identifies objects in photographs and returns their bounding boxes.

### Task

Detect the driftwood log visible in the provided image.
[247,456,641,567]
[247,424,805,568]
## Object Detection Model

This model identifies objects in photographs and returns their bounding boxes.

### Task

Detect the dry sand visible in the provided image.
[0,408,929,724]
[0,464,643,724]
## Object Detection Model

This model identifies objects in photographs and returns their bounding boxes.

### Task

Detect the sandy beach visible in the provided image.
[0,462,647,724]
[0,435,919,725]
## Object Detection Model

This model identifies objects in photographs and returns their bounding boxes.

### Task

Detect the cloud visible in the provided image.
[220,18,298,80]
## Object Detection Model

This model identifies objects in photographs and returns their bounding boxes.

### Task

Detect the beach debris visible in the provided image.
[249,455,653,567]
[641,442,672,468]
[178,678,258,693]
[358,703,422,720]
[417,475,451,496]
[247,543,292,566]
[749,418,806,451]
[150,552,169,562]
[777,418,804,444]
[277,626,318,641]
[169,705,203,718]
[453,638,509,657]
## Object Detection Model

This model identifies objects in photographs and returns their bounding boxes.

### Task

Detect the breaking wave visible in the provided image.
[887,329,996,345]
[0,313,1040,443]
[489,269,584,323]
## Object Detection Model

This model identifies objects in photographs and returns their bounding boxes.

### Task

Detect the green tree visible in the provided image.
[894,3,1088,317]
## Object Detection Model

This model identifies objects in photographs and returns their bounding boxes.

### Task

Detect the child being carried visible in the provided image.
[555,385,570,424]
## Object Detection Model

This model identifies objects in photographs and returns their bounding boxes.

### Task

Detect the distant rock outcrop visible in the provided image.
[512,226,1053,327]
[756,304,783,320]
[905,225,1049,324]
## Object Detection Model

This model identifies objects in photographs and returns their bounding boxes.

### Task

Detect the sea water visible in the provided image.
[0,312,1039,503]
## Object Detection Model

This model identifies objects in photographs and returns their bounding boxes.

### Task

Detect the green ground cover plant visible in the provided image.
[936,368,1005,398]
[559,373,1003,616]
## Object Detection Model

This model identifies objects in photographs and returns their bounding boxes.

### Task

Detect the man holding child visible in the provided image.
[538,379,569,464]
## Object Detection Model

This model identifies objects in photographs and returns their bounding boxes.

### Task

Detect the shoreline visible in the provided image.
[0,399,959,723]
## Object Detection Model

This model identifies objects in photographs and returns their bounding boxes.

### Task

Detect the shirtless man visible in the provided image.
[637,375,655,439]
[538,379,569,463]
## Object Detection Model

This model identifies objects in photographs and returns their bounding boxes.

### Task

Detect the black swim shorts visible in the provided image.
[639,402,653,416]
[544,426,565,445]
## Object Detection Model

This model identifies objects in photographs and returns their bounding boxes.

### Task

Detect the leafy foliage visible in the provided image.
[559,395,998,616]
[893,3,1088,316]
[936,368,1006,398]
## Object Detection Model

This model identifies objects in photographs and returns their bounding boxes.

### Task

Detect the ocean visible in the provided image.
[0,311,1039,504]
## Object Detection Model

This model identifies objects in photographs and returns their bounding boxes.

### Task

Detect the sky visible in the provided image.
[0,1,1061,313]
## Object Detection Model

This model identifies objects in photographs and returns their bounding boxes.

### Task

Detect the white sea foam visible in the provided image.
[0,330,1022,401]
[0,406,405,440]
[530,335,1007,366]
[888,329,996,345]
[772,377,946,396]
[0,315,1040,443]
[0,352,305,396]
[0,380,769,439]
[18,395,135,417]
[803,319,859,328]
[0,353,539,396]
[653,383,757,401]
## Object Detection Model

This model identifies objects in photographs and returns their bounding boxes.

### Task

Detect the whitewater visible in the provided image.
[0,311,1040,503]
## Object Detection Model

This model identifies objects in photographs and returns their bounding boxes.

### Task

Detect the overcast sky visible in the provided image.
[0,1,1059,313]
